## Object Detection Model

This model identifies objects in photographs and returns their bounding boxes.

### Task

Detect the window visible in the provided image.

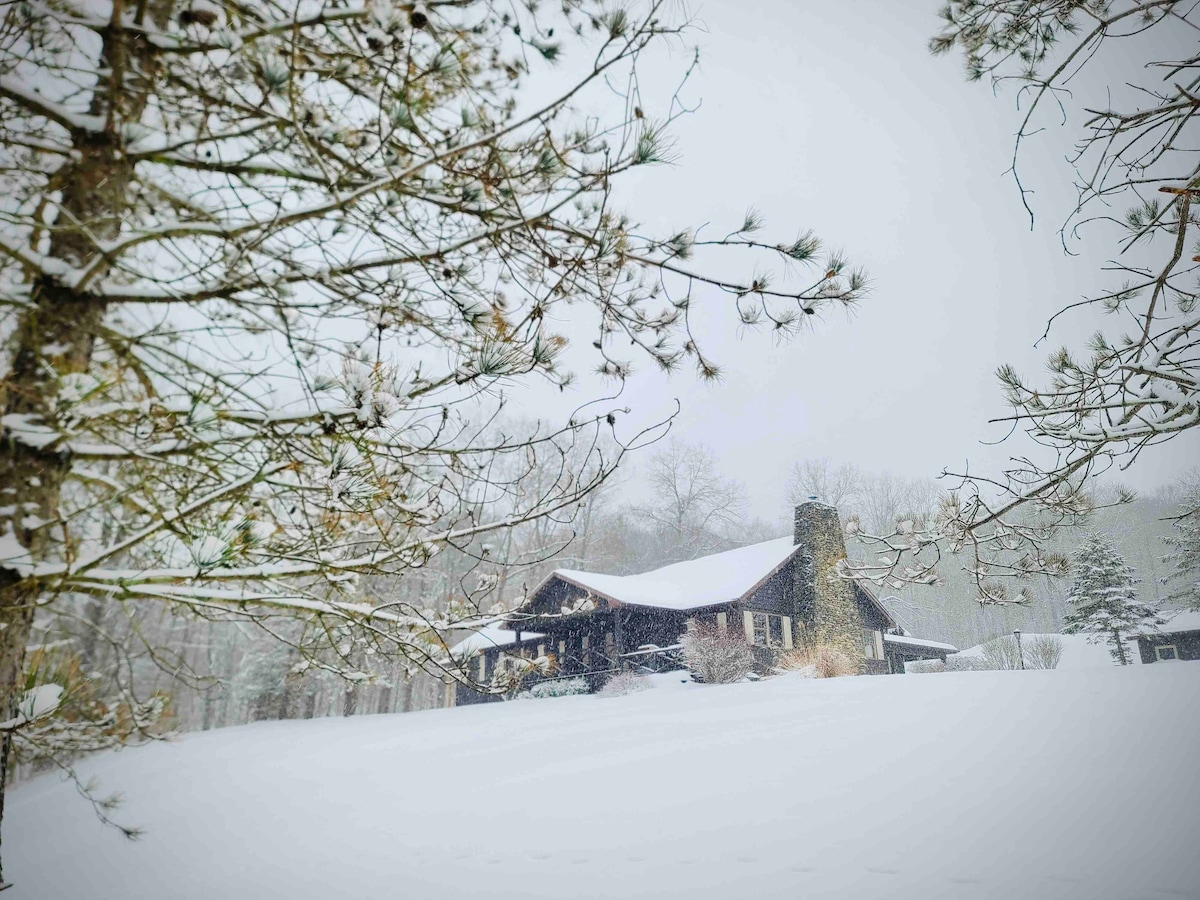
[478,654,488,680]
[537,643,545,660]
[749,613,793,649]
[863,627,880,660]
[582,634,591,667]
[752,613,770,646]
[716,611,728,633]
[1155,645,1179,662]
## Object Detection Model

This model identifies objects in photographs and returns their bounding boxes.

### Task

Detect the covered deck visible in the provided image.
[882,633,960,674]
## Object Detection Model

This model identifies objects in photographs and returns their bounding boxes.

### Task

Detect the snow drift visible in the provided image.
[952,631,1140,669]
[9,665,1199,899]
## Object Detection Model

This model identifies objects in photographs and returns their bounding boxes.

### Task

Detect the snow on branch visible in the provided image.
[840,1,1200,599]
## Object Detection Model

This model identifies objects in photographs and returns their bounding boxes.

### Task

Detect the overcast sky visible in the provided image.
[510,1,1199,524]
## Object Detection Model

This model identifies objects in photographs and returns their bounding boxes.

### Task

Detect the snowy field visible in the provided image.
[952,632,1144,669]
[9,665,1200,900]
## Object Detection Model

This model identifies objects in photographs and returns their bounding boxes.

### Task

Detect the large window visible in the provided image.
[749,612,792,649]
[1156,645,1179,661]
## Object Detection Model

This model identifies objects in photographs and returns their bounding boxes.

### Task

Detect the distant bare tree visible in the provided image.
[854,473,940,536]
[636,440,746,560]
[784,459,861,510]
[785,460,938,535]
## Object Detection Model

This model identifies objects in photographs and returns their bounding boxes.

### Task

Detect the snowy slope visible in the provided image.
[9,666,1199,899]
[953,632,1142,669]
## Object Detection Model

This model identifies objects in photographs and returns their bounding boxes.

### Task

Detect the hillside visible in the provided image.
[9,665,1200,899]
[952,632,1142,670]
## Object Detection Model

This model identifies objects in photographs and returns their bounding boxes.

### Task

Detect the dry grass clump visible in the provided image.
[775,646,858,678]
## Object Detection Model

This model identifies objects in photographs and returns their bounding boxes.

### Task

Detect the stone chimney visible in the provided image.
[793,500,864,665]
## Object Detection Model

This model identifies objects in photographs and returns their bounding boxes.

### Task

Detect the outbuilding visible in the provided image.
[1129,611,1200,664]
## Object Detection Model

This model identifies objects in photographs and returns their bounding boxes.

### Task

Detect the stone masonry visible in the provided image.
[793,501,865,668]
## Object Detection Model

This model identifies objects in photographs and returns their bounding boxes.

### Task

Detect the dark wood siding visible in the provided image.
[1136,630,1200,663]
[743,557,796,616]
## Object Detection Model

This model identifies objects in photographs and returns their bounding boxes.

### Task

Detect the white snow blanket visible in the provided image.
[9,665,1199,899]
[553,536,796,610]
[954,632,1142,669]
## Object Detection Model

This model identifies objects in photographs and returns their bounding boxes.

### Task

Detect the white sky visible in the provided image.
[508,1,1199,523]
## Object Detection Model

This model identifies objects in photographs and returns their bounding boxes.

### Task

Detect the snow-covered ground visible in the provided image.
[953,631,1142,669]
[9,665,1199,899]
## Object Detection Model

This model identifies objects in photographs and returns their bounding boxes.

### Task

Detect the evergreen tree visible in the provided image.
[1162,485,1200,611]
[1062,534,1163,665]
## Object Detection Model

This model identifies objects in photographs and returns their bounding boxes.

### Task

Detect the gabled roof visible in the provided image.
[1128,609,1200,639]
[514,532,897,628]
[550,537,800,612]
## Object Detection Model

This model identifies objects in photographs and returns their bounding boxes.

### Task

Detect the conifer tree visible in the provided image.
[1163,485,1200,611]
[1062,534,1163,665]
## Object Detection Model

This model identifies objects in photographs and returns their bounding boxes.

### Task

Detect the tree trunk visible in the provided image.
[376,682,393,715]
[1112,629,1129,666]
[0,4,173,877]
[0,177,114,895]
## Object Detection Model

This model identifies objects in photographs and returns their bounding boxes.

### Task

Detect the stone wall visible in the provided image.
[793,501,866,668]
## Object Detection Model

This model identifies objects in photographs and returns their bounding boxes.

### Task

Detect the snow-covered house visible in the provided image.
[1129,611,1200,663]
[451,501,956,704]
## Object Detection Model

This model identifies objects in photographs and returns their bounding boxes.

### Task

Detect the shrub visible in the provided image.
[679,624,753,684]
[944,655,991,672]
[980,635,1025,670]
[907,659,946,674]
[775,646,858,678]
[598,670,651,697]
[977,633,1065,670]
[1022,635,1064,670]
[516,678,589,700]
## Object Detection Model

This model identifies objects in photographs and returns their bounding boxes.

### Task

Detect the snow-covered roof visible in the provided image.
[884,634,959,653]
[1133,610,1200,638]
[552,537,798,611]
[450,624,544,659]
